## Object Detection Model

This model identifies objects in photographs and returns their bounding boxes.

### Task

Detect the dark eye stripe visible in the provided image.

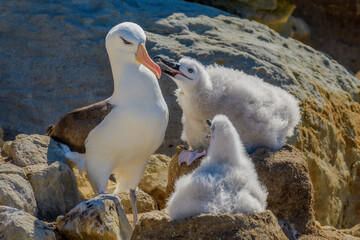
[120,37,133,45]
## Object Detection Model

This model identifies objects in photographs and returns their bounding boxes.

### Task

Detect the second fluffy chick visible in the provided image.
[155,56,300,153]
[166,114,268,220]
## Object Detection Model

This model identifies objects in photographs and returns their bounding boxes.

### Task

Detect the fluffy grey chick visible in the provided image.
[155,56,300,154]
[166,114,268,220]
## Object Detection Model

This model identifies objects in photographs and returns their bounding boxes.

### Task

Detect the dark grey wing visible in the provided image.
[46,99,114,153]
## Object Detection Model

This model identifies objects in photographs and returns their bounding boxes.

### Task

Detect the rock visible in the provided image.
[356,71,360,81]
[0,127,3,148]
[1,0,360,228]
[300,229,359,240]
[0,206,57,240]
[292,0,360,73]
[2,141,12,156]
[340,223,360,238]
[0,164,37,216]
[251,145,317,234]
[0,163,26,177]
[117,188,158,214]
[56,194,132,240]
[8,134,65,167]
[26,161,83,221]
[271,16,310,42]
[186,0,312,41]
[298,92,360,228]
[165,145,202,200]
[131,210,287,240]
[167,144,317,235]
[138,154,171,209]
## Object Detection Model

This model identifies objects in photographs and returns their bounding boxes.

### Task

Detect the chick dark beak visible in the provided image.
[153,56,181,77]
[206,119,212,126]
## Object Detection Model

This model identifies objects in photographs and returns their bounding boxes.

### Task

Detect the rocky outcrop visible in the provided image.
[0,206,57,240]
[292,0,360,73]
[131,210,287,240]
[138,154,171,209]
[0,164,37,216]
[56,194,132,240]
[271,16,310,42]
[341,223,360,238]
[297,90,360,228]
[1,0,360,229]
[167,145,317,235]
[25,161,83,221]
[186,0,310,41]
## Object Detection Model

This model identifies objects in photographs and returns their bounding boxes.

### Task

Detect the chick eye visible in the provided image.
[120,37,133,45]
[188,68,194,73]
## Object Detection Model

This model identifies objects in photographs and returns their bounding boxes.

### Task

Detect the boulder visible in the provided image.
[117,188,158,214]
[0,162,26,177]
[1,0,360,228]
[131,210,287,240]
[56,194,132,240]
[251,145,317,234]
[340,223,360,238]
[138,154,171,209]
[0,206,57,240]
[0,164,37,216]
[25,161,83,221]
[7,134,65,167]
[0,127,3,148]
[167,144,317,235]
[1,141,12,157]
[8,134,48,167]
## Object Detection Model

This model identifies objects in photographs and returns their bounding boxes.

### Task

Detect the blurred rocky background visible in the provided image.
[187,0,360,74]
[0,0,360,239]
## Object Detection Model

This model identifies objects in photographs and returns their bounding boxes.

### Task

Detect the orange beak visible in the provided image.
[136,43,161,79]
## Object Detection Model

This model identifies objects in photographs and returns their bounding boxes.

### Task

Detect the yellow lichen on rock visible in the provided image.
[297,84,360,228]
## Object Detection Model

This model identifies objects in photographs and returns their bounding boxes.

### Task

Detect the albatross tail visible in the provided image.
[56,141,86,174]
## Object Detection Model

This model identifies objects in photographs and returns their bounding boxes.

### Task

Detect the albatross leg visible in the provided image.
[130,189,138,228]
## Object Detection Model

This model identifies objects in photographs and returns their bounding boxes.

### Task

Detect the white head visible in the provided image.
[105,22,161,78]
[154,56,211,91]
[206,114,246,166]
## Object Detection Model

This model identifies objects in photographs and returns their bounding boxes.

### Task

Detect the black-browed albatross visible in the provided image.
[47,22,169,226]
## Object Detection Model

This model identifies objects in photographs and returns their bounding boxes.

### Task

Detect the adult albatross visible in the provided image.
[47,22,169,226]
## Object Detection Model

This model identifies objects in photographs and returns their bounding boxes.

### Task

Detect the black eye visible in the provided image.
[188,68,194,73]
[120,37,133,45]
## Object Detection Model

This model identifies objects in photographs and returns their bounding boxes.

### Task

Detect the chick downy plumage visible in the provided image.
[166,114,268,220]
[156,56,300,153]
